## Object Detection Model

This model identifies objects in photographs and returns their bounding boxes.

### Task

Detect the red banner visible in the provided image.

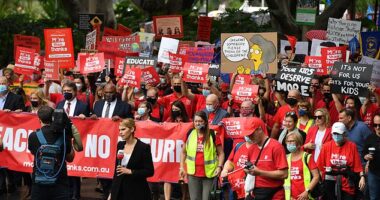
[118,67,142,87]
[234,74,251,85]
[197,16,213,42]
[142,67,160,86]
[117,24,132,36]
[305,56,326,75]
[14,46,37,75]
[44,59,60,80]
[321,46,346,73]
[0,112,118,178]
[13,34,40,59]
[231,84,259,104]
[183,63,209,83]
[44,28,75,68]
[114,57,125,77]
[169,52,187,73]
[79,53,105,74]
[102,35,140,53]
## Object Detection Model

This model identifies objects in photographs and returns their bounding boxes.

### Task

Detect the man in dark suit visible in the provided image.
[0,76,25,195]
[90,83,132,199]
[56,81,89,200]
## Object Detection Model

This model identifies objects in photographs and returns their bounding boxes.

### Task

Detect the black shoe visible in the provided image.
[95,187,103,193]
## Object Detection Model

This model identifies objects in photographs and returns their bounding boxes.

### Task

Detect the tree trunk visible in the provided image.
[131,0,196,16]
[313,0,354,30]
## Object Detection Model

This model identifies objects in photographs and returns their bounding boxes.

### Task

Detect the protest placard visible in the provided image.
[360,56,380,87]
[295,0,318,25]
[310,39,339,56]
[221,32,277,74]
[279,40,309,56]
[78,13,104,31]
[138,32,155,57]
[231,84,259,104]
[85,30,97,50]
[208,64,220,82]
[186,47,214,63]
[114,57,125,77]
[34,54,44,70]
[13,34,40,59]
[182,63,209,84]
[124,57,156,70]
[197,16,213,42]
[330,62,373,97]
[102,35,140,53]
[119,67,142,87]
[153,15,183,38]
[321,46,347,72]
[327,18,361,45]
[14,46,36,75]
[234,74,251,85]
[44,28,75,68]
[44,59,60,80]
[304,56,326,75]
[157,37,179,63]
[117,23,132,36]
[79,53,105,74]
[169,52,187,73]
[360,31,380,58]
[142,67,160,86]
[274,65,315,97]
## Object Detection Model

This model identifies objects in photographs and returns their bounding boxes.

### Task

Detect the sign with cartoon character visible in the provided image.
[221,32,277,74]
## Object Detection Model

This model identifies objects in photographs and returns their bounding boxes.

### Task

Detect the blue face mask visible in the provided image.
[298,109,308,116]
[195,124,205,130]
[332,134,344,143]
[286,144,297,153]
[202,89,211,96]
[206,105,215,112]
[0,85,7,94]
[244,136,253,143]
[137,107,146,115]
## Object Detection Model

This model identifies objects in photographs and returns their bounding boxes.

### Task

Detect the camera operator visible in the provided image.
[317,122,365,200]
[28,106,75,200]
[363,114,380,200]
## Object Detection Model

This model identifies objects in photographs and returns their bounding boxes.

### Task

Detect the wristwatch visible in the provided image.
[306,188,310,193]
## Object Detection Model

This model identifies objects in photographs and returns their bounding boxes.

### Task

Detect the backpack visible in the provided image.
[34,129,66,185]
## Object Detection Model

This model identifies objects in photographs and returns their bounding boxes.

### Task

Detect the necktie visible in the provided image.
[105,102,110,118]
[66,102,71,115]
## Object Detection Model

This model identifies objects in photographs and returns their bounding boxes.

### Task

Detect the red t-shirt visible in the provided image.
[208,112,216,124]
[273,105,297,128]
[151,103,169,122]
[194,94,206,113]
[228,142,250,170]
[158,93,193,117]
[290,156,317,199]
[317,140,363,195]
[194,134,222,177]
[50,93,64,105]
[316,100,339,124]
[360,103,379,129]
[247,139,288,199]
[76,92,94,111]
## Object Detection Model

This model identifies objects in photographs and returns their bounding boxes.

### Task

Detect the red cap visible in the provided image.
[241,117,268,137]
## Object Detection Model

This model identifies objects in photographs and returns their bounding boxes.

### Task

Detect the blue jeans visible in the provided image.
[368,170,380,200]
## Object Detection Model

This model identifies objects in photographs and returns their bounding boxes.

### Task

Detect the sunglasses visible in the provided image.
[286,111,297,116]
[374,123,380,129]
[314,115,323,119]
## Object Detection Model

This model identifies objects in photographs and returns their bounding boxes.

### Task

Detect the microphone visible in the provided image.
[117,150,124,166]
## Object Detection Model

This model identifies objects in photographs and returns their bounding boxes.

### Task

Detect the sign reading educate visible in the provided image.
[44,28,75,68]
[330,62,373,97]
[275,65,315,97]
[182,63,209,84]
[124,57,156,69]
[231,84,259,103]
[14,46,36,75]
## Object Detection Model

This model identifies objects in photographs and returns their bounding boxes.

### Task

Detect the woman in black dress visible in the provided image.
[108,118,154,200]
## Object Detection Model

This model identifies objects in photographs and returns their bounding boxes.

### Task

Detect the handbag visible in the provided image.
[209,177,223,200]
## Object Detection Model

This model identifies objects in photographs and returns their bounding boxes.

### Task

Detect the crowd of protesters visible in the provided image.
[0,48,379,200]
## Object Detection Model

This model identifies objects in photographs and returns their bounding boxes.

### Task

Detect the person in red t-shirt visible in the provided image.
[285,132,320,200]
[317,122,366,199]
[360,85,380,129]
[146,87,169,122]
[315,83,339,124]
[271,89,301,139]
[244,118,288,200]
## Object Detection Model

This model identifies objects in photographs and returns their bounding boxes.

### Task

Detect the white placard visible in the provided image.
[310,39,339,56]
[157,37,179,63]
[327,18,361,45]
[85,30,97,50]
[280,40,309,55]
[360,56,380,87]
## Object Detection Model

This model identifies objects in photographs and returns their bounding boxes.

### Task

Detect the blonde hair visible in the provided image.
[30,89,49,106]
[314,108,330,127]
[120,118,136,133]
[286,131,304,146]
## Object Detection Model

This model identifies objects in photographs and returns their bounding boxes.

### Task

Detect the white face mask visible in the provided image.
[76,83,83,90]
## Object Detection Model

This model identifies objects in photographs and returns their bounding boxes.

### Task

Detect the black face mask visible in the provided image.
[286,98,298,106]
[172,110,181,119]
[324,93,332,101]
[31,101,39,107]
[146,97,157,105]
[63,92,73,101]
[104,93,116,102]
[173,86,182,93]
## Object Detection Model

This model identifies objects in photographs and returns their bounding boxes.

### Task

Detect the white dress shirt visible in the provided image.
[101,99,117,118]
[64,97,78,117]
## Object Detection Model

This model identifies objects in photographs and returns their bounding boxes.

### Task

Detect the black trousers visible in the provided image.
[0,168,17,191]
[68,177,81,199]
[31,183,70,200]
